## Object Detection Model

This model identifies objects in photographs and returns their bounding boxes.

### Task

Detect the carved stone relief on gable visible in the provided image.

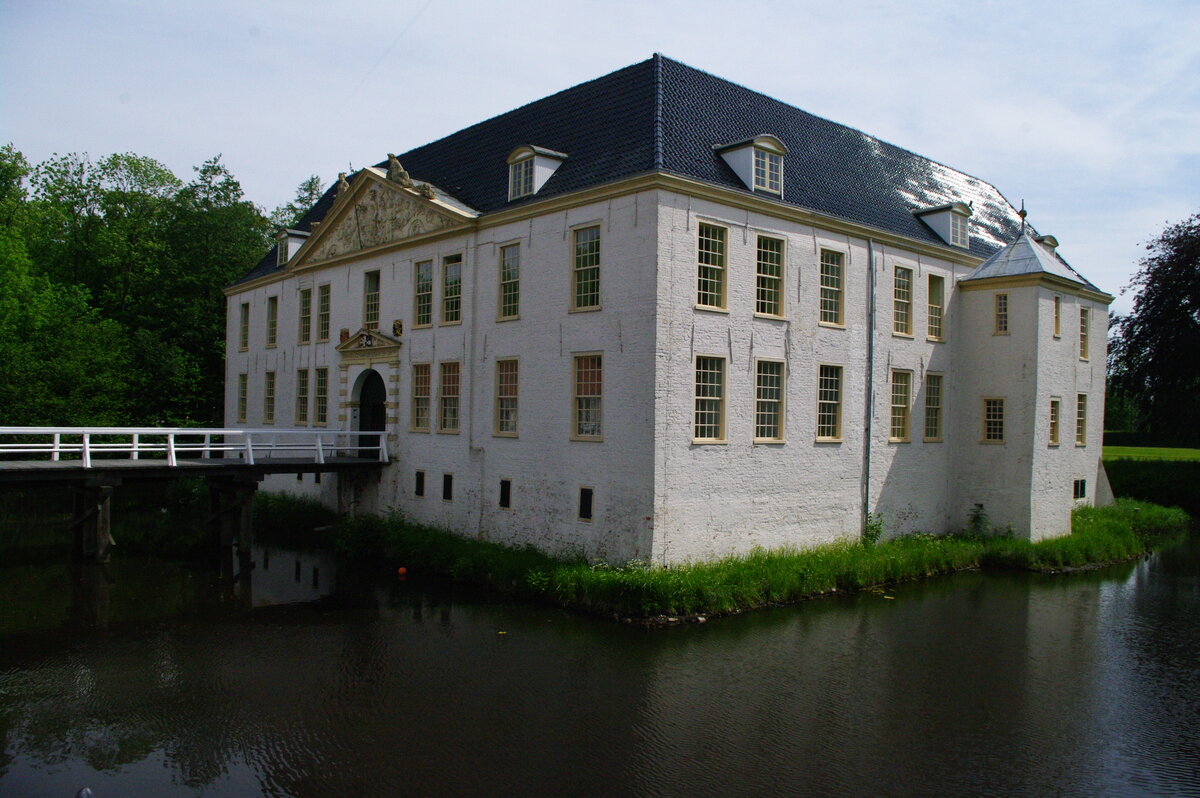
[309,182,456,262]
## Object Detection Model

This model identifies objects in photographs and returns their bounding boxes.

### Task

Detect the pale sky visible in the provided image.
[3,0,1198,314]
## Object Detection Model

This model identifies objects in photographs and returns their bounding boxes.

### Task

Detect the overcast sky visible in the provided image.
[4,0,1198,313]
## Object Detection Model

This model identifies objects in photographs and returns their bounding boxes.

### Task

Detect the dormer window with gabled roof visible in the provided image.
[715,135,787,195]
[507,145,567,201]
[275,228,310,266]
[914,202,972,249]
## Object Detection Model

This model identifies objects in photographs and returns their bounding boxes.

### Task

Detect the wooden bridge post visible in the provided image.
[207,474,262,577]
[70,481,116,563]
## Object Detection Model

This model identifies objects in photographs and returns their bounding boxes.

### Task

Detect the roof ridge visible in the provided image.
[653,53,665,170]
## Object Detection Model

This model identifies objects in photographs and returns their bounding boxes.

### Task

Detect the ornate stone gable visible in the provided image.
[302,174,467,265]
[335,326,403,365]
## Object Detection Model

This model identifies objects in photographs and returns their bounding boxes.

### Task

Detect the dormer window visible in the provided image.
[509,156,534,200]
[950,212,969,248]
[715,135,787,195]
[754,148,782,194]
[913,202,972,249]
[506,145,567,201]
[275,228,310,266]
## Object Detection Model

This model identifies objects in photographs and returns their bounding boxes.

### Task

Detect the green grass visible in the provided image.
[1103,446,1200,461]
[318,498,1190,620]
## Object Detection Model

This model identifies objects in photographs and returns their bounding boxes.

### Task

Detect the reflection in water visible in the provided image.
[1,538,1198,797]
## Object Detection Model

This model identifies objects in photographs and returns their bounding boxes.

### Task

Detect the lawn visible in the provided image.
[1103,446,1200,462]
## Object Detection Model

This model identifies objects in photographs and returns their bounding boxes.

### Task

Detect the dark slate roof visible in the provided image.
[235,54,1042,286]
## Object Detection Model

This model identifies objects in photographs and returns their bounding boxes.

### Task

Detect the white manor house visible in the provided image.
[224,55,1113,564]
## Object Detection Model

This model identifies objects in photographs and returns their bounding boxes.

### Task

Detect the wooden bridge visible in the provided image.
[0,426,388,563]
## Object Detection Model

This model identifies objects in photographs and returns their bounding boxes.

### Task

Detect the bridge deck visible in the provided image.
[0,456,382,485]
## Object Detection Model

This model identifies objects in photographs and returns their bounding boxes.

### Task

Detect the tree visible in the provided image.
[1109,212,1200,439]
[268,174,325,231]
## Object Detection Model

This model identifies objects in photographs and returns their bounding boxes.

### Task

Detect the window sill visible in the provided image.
[569,305,602,314]
[570,436,603,443]
[753,438,785,445]
[409,428,431,434]
[316,338,331,344]
[815,437,843,444]
[496,315,520,323]
[1048,442,1060,448]
[694,304,729,314]
[437,429,461,435]
[979,439,1005,445]
[892,331,914,339]
[993,331,1010,336]
[888,438,910,444]
[692,439,728,445]
[439,320,463,327]
[238,347,249,353]
[1079,357,1090,362]
[297,341,311,347]
[411,325,432,331]
[753,312,787,322]
[926,336,945,344]
[1075,442,1088,448]
[265,344,277,349]
[493,432,518,439]
[818,321,846,330]
[922,437,943,443]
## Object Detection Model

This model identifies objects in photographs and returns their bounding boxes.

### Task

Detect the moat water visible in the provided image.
[2,533,1198,797]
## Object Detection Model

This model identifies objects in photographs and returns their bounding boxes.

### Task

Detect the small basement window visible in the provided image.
[578,487,594,521]
[1073,479,1087,499]
[414,470,425,497]
[499,479,512,509]
[442,473,453,501]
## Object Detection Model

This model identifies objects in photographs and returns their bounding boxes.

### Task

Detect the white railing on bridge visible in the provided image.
[0,427,388,468]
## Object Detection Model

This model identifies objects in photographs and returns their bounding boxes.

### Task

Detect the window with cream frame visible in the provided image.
[1079,306,1090,360]
[295,369,309,425]
[298,288,312,344]
[982,397,1005,443]
[893,267,913,336]
[753,145,783,194]
[927,274,945,340]
[498,243,520,320]
[754,359,784,442]
[1076,394,1088,445]
[697,223,727,309]
[571,227,601,311]
[693,355,726,442]
[889,370,912,442]
[494,359,518,436]
[816,364,843,441]
[363,271,380,330]
[1053,295,1062,338]
[924,373,943,442]
[314,368,328,425]
[411,363,431,432]
[1049,397,1061,446]
[316,284,331,342]
[263,371,275,423]
[755,235,784,317]
[950,212,970,248]
[238,303,249,351]
[508,155,534,200]
[266,296,278,347]
[819,250,844,326]
[439,361,460,432]
[236,373,247,423]
[994,293,1009,334]
[414,260,433,327]
[573,354,602,440]
[441,255,462,324]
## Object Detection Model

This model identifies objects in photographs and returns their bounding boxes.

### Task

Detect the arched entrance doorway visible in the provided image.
[354,369,386,457]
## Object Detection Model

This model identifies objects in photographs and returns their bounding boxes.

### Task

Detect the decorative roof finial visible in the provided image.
[337,172,350,198]
[1018,199,1027,234]
[386,153,413,187]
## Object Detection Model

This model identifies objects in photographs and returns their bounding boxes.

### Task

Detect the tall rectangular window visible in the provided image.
[950,213,969,248]
[498,243,520,320]
[442,473,453,502]
[414,260,433,327]
[1073,479,1087,499]
[753,148,782,194]
[1053,296,1062,337]
[572,227,601,310]
[983,398,1005,442]
[295,369,309,425]
[1079,306,1090,360]
[754,360,784,442]
[495,359,518,436]
[696,223,727,309]
[316,284,331,342]
[441,255,462,324]
[298,288,312,344]
[890,370,911,442]
[924,374,943,441]
[314,368,328,425]
[237,373,247,423]
[363,271,380,329]
[414,470,425,497]
[238,303,249,350]
[994,293,1009,334]
[693,356,725,441]
[928,275,945,340]
[499,479,512,509]
[756,236,784,316]
[411,363,430,431]
[817,365,842,440]
[1049,398,1061,446]
[893,267,913,335]
[819,250,844,325]
[266,296,278,347]
[573,354,602,440]
[578,487,594,521]
[439,362,460,432]
[1076,394,1088,445]
[509,158,534,200]
[263,371,276,423]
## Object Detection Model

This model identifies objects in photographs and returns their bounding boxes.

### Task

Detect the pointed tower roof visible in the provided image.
[962,231,1104,295]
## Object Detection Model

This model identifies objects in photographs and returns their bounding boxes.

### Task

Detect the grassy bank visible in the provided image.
[325,499,1189,620]
[1104,459,1200,515]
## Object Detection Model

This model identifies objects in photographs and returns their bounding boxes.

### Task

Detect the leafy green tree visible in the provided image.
[268,174,325,231]
[1109,212,1200,439]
